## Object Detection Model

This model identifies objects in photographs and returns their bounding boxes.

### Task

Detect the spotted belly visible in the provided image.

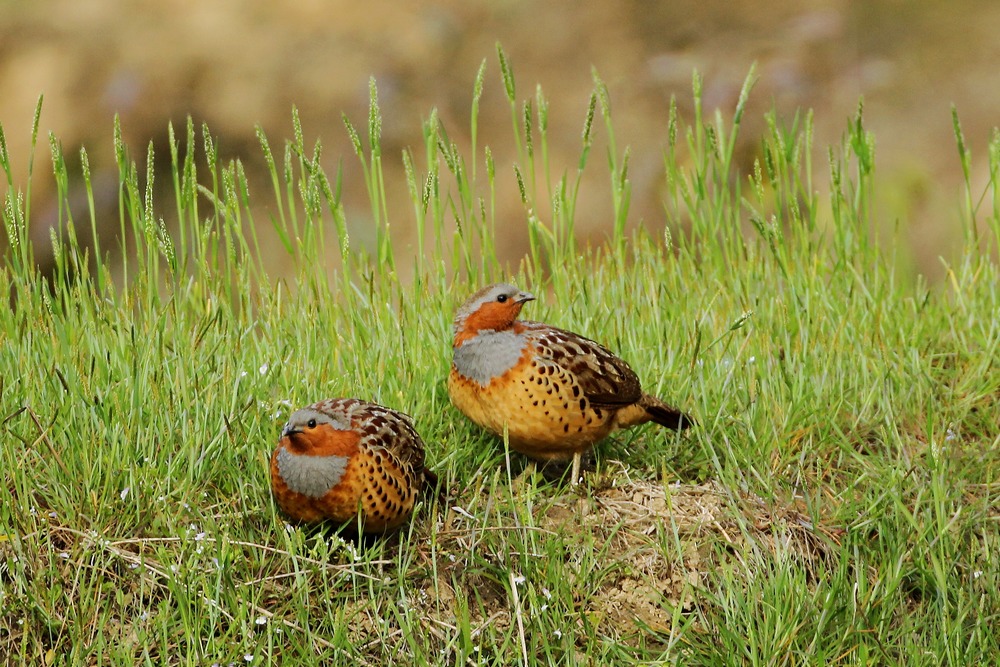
[448,357,616,461]
[270,447,417,531]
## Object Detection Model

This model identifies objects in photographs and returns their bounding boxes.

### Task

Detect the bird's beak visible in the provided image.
[515,291,536,304]
[281,424,301,439]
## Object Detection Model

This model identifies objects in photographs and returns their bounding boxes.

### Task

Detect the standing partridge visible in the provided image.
[447,283,694,483]
[270,398,435,533]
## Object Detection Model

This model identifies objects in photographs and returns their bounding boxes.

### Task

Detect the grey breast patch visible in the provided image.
[275,447,350,498]
[453,330,527,386]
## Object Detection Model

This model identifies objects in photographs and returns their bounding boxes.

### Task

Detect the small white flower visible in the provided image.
[748,356,756,363]
[259,363,269,375]
[244,654,253,663]
[553,629,562,639]
[48,511,57,518]
[58,552,69,559]
[212,558,220,569]
[973,570,983,579]
[542,587,552,600]
[120,487,130,501]
[945,428,957,442]
[195,532,207,541]
[512,575,525,586]
[255,616,268,626]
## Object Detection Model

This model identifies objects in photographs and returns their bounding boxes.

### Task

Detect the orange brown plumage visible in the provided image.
[447,283,694,482]
[270,398,434,532]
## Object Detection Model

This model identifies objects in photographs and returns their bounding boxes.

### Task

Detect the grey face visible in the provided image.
[452,283,536,334]
[282,407,348,438]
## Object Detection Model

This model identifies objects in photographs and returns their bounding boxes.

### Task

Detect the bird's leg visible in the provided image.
[571,452,582,486]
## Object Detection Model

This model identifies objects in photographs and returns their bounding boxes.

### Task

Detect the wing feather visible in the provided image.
[522,322,642,407]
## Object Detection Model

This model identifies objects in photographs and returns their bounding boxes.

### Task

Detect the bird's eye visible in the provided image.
[307,419,317,429]
[497,294,508,303]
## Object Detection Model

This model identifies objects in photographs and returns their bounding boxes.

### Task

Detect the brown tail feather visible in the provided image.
[641,395,695,430]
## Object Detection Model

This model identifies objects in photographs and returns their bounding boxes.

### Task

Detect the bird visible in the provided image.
[447,282,694,483]
[270,398,436,532]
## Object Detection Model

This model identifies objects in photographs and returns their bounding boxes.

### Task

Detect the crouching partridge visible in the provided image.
[270,398,435,532]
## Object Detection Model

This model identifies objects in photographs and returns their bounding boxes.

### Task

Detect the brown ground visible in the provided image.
[15,476,837,662]
[403,477,840,657]
[2,1,999,280]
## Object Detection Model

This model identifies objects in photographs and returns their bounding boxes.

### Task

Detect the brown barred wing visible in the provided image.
[351,403,429,530]
[523,323,644,408]
[350,404,426,472]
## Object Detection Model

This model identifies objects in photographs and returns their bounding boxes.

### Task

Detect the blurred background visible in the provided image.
[1,0,998,281]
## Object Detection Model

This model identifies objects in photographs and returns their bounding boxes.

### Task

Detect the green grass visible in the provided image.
[2,48,999,665]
